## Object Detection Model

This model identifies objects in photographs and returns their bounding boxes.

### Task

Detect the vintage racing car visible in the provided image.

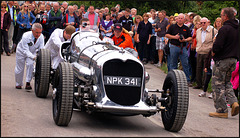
[34,25,189,132]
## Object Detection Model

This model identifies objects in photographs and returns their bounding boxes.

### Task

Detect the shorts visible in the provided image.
[156,36,165,50]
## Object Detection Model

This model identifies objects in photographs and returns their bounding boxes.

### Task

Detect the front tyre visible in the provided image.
[161,69,189,132]
[34,49,51,98]
[53,62,74,126]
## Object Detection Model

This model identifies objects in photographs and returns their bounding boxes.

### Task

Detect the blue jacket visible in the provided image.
[17,11,36,29]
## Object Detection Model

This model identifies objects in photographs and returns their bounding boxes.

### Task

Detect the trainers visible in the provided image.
[198,91,206,97]
[209,112,228,118]
[25,82,32,90]
[231,102,239,116]
[208,93,213,99]
[16,86,22,89]
[154,62,162,67]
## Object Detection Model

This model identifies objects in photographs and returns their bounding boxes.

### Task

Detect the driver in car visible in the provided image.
[110,23,138,58]
[76,18,91,32]
[44,25,76,70]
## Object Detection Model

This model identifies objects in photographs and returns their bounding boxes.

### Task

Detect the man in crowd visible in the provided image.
[45,3,52,17]
[6,1,17,53]
[61,5,79,29]
[45,25,76,70]
[61,1,68,16]
[165,13,192,86]
[154,11,168,67]
[80,4,86,15]
[131,8,137,20]
[84,5,100,26]
[194,17,218,90]
[12,1,20,51]
[148,9,158,64]
[15,23,45,90]
[73,4,78,12]
[209,7,239,118]
[118,8,134,32]
[187,13,197,85]
[48,2,62,35]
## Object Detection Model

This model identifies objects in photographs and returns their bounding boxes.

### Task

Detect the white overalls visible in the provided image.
[44,29,68,69]
[15,31,44,86]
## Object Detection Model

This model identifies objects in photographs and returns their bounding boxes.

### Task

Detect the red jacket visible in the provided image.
[110,32,134,49]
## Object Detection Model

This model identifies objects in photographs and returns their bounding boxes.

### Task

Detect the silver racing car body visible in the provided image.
[34,25,189,132]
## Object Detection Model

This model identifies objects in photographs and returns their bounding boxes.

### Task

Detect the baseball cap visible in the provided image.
[114,23,122,31]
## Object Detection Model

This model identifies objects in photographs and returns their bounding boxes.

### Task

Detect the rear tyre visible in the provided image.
[53,62,74,126]
[34,49,51,98]
[161,69,189,132]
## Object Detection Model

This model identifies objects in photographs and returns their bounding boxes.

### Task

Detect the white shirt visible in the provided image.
[45,29,66,58]
[148,17,157,36]
[100,20,113,37]
[9,5,13,20]
[16,31,45,59]
[201,26,209,43]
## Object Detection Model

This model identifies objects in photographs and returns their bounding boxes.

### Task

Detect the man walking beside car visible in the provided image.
[15,23,45,90]
[209,7,239,118]
[44,25,76,70]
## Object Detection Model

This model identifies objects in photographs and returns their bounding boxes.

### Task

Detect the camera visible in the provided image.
[23,23,27,28]
[179,34,184,40]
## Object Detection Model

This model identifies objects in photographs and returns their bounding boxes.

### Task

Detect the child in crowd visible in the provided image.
[231,61,239,98]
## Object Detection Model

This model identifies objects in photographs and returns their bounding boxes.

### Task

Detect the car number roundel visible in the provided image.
[104,76,141,87]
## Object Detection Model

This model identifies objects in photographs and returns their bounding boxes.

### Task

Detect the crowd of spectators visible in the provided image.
[1,1,239,99]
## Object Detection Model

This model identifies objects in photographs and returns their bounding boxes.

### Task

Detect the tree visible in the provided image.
[59,0,239,23]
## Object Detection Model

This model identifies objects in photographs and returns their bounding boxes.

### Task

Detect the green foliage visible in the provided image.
[159,62,168,74]
[61,1,238,24]
[195,1,239,25]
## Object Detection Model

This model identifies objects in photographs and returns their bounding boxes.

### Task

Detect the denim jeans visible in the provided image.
[169,43,190,82]
[167,54,171,72]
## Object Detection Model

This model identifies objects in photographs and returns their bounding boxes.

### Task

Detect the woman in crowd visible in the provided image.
[98,10,104,23]
[1,2,11,56]
[15,3,36,46]
[165,15,175,71]
[214,17,222,30]
[133,15,143,50]
[100,13,114,37]
[75,9,83,22]
[60,6,65,19]
[189,15,201,85]
[166,15,175,30]
[136,13,152,64]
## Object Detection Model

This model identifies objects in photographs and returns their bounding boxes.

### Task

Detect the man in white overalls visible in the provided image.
[44,25,76,70]
[15,23,45,89]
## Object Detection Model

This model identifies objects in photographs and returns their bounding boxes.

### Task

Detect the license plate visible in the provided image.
[104,76,141,87]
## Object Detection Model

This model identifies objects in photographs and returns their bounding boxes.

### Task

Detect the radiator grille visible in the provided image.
[103,59,143,106]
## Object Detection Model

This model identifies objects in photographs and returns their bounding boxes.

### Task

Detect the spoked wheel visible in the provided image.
[52,62,74,126]
[34,49,51,98]
[161,69,189,132]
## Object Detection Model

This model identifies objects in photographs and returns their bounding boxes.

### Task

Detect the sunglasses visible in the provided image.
[24,6,28,7]
[1,7,6,8]
[200,22,206,24]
